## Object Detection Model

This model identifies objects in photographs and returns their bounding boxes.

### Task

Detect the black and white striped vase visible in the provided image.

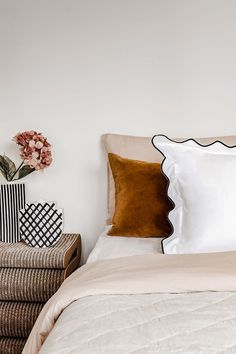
[0,183,26,242]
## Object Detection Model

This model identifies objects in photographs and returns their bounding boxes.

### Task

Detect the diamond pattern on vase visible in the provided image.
[19,202,63,247]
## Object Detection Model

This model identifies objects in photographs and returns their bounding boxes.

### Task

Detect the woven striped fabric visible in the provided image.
[0,233,81,268]
[0,261,79,302]
[0,337,26,354]
[0,267,64,302]
[0,302,44,337]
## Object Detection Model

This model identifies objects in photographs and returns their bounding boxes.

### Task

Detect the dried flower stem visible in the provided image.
[10,161,24,181]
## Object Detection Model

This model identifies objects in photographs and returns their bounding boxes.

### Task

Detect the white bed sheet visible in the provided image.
[86,226,163,263]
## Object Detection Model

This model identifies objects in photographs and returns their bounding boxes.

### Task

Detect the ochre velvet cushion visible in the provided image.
[107,153,173,237]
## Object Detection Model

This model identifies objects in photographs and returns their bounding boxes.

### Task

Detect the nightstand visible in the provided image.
[0,234,81,354]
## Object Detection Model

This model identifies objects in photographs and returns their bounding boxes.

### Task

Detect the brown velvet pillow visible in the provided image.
[107,153,173,237]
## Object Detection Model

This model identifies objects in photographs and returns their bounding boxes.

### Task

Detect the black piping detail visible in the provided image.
[151,134,236,254]
[152,134,236,149]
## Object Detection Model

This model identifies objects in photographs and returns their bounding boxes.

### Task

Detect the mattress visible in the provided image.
[23,251,236,354]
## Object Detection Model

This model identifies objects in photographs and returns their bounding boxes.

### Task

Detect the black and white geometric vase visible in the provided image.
[0,183,26,243]
[19,201,63,248]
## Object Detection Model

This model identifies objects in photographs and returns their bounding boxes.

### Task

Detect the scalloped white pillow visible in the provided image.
[152,135,236,254]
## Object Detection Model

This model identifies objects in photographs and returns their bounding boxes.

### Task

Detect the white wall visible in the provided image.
[1,0,236,260]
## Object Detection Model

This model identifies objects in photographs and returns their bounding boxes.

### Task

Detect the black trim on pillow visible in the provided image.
[151,134,236,254]
[151,135,175,254]
[152,134,236,150]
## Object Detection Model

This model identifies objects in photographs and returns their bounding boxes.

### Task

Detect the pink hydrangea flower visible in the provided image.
[13,131,53,170]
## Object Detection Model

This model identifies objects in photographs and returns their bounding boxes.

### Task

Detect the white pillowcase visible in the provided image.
[152,135,236,254]
[86,227,164,263]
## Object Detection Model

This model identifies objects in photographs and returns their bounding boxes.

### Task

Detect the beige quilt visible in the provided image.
[23,252,236,354]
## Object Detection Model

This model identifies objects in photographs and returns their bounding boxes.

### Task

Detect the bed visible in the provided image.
[23,133,236,354]
[23,248,236,354]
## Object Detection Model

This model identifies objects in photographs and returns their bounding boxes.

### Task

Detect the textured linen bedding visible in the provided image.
[23,252,236,354]
[86,227,164,263]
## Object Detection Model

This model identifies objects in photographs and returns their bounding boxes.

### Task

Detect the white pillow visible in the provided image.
[152,135,236,254]
[86,227,164,263]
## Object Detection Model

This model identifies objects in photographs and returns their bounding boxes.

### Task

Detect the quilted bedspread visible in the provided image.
[23,252,236,354]
[40,292,236,354]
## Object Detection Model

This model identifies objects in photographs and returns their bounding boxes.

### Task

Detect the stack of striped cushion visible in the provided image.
[0,234,81,354]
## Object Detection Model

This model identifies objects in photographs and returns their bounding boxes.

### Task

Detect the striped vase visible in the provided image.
[0,183,26,242]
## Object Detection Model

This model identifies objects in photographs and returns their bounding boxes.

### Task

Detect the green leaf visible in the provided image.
[0,156,9,181]
[2,155,16,179]
[0,155,16,181]
[18,165,35,180]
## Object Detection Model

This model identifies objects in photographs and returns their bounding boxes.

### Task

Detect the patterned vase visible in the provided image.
[0,183,26,242]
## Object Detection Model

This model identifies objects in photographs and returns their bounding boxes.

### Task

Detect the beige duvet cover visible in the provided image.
[23,252,236,354]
